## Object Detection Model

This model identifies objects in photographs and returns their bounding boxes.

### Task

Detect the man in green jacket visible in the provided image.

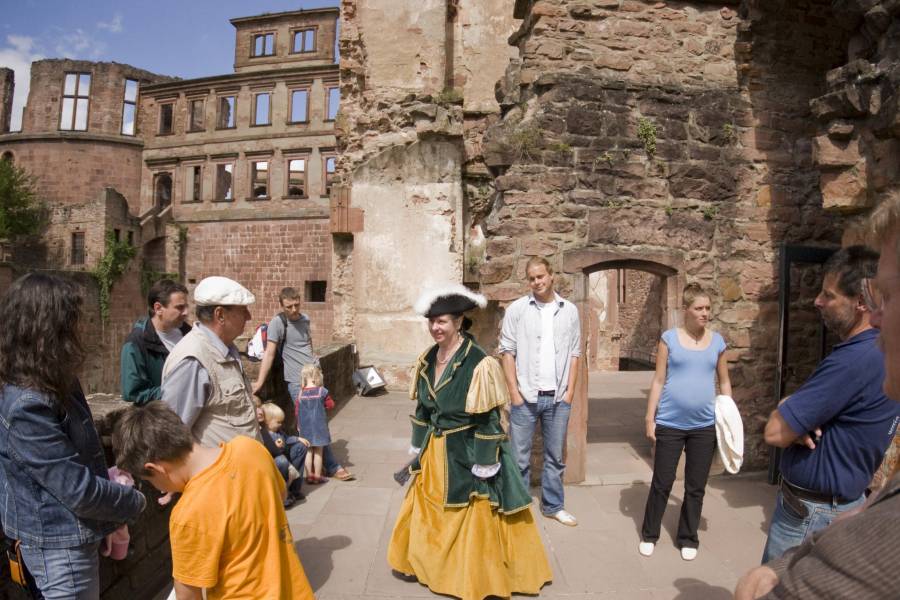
[120,279,190,404]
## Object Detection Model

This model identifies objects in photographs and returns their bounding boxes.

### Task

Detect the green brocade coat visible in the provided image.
[408,333,532,514]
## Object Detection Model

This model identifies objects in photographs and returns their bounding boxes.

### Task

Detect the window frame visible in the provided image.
[251,32,275,58]
[183,164,203,203]
[71,231,86,265]
[214,162,235,202]
[252,92,272,127]
[121,78,138,136]
[288,87,310,124]
[249,160,270,199]
[325,86,340,122]
[284,156,308,199]
[187,98,206,132]
[217,95,237,130]
[157,102,175,136]
[60,72,91,131]
[290,28,317,54]
[305,280,327,303]
[321,154,337,198]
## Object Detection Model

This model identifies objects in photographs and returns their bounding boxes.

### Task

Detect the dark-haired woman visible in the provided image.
[0,273,146,599]
[638,283,732,561]
[387,285,552,600]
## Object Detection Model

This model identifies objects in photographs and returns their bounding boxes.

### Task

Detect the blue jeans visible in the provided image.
[761,488,865,563]
[509,394,571,515]
[287,382,340,475]
[19,541,101,599]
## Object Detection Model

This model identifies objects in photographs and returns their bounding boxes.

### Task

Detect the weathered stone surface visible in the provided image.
[812,135,861,167]
[820,162,872,213]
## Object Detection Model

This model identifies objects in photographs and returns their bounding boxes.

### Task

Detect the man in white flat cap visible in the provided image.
[161,276,261,447]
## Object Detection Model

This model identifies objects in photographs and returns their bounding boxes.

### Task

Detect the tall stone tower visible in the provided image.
[0,68,13,134]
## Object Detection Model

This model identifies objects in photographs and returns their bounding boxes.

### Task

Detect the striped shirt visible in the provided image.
[763,471,900,598]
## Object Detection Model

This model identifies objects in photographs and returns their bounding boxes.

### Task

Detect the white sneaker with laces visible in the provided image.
[547,509,577,527]
[638,542,655,557]
[681,547,698,561]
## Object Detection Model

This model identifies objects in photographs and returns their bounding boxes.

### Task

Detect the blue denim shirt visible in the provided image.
[0,383,146,548]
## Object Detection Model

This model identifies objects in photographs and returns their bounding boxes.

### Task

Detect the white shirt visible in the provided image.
[536,300,557,391]
[157,326,184,352]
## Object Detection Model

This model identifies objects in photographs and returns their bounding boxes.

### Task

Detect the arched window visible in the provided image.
[1,151,13,164]
[154,172,173,209]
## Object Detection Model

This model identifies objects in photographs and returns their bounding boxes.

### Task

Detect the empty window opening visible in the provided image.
[287,159,306,197]
[306,280,327,303]
[293,29,316,53]
[218,96,236,129]
[216,164,233,200]
[60,72,91,131]
[127,230,134,245]
[158,103,174,135]
[71,232,85,265]
[251,161,269,198]
[189,99,205,131]
[185,165,202,202]
[121,79,138,135]
[290,89,309,123]
[113,229,121,242]
[154,173,173,209]
[323,156,336,197]
[253,93,271,126]
[252,33,275,57]
[1,152,12,164]
[326,87,340,121]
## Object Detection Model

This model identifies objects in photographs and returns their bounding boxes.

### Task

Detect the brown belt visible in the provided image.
[781,479,853,505]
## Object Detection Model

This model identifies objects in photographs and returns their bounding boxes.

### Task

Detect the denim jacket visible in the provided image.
[0,383,146,548]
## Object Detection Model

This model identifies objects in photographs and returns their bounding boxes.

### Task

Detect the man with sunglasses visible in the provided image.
[736,196,900,599]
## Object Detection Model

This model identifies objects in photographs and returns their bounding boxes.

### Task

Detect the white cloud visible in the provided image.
[97,14,123,34]
[54,28,107,59]
[0,34,43,131]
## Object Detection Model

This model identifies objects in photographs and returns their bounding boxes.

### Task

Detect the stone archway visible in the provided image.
[561,247,685,483]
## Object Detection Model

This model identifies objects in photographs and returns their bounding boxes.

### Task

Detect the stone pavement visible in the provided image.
[287,371,777,600]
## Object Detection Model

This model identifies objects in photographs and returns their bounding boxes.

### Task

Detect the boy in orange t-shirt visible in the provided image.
[113,402,314,600]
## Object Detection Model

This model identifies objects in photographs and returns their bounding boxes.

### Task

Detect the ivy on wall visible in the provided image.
[93,230,136,322]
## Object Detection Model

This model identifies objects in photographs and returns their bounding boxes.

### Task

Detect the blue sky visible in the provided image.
[0,0,339,130]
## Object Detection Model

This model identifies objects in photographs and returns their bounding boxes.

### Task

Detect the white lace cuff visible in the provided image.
[471,463,501,478]
[408,446,421,456]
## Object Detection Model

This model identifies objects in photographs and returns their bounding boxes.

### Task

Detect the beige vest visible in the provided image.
[162,327,260,446]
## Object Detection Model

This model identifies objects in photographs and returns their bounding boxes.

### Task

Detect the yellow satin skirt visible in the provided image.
[387,435,552,600]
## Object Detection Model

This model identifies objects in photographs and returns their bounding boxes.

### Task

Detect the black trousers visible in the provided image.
[640,424,717,549]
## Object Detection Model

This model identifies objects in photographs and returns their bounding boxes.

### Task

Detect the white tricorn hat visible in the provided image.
[193,276,256,306]
[414,284,487,318]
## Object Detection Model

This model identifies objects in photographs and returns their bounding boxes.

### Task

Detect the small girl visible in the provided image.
[296,364,334,483]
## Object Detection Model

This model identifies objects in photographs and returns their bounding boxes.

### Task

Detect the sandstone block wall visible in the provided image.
[479,0,853,467]
[182,219,333,340]
[232,8,339,73]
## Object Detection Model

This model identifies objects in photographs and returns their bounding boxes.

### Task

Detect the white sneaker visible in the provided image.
[546,509,577,527]
[638,542,655,557]
[681,547,698,561]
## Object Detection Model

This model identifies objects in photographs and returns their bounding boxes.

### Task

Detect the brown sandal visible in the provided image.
[332,468,356,481]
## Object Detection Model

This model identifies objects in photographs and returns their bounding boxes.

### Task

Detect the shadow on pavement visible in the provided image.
[672,577,733,599]
[295,535,352,591]
[619,482,708,544]
[707,474,776,535]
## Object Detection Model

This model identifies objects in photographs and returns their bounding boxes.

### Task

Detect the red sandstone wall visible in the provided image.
[617,270,664,367]
[182,219,334,342]
[1,139,144,215]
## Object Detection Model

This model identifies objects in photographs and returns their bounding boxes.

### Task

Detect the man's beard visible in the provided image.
[821,308,856,339]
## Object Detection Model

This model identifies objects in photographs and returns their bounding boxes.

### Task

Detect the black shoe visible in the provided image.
[283,494,296,508]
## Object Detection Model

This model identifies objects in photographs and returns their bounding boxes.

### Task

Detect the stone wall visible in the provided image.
[805,0,900,222]
[336,0,519,375]
[181,219,334,340]
[617,269,664,367]
[480,0,852,467]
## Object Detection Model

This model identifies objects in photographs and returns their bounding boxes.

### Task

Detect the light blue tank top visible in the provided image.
[655,328,726,430]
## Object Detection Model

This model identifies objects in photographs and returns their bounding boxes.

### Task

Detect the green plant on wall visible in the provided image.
[436,88,463,105]
[637,117,657,158]
[702,204,719,221]
[508,124,542,162]
[721,123,737,145]
[174,224,188,253]
[93,230,136,322]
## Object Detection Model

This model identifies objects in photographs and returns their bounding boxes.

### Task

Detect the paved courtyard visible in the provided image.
[286,371,777,599]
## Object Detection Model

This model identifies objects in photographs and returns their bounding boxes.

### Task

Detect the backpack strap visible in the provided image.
[277,312,288,358]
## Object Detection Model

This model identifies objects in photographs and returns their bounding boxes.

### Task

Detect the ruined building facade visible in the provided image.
[335,0,900,473]
[0,8,341,392]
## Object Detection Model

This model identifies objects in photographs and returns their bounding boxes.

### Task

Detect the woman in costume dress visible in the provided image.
[388,285,552,600]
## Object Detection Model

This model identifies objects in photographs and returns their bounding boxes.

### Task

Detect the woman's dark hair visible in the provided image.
[461,316,473,332]
[0,273,85,399]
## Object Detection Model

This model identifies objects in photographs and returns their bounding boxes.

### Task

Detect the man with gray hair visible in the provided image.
[162,276,261,446]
